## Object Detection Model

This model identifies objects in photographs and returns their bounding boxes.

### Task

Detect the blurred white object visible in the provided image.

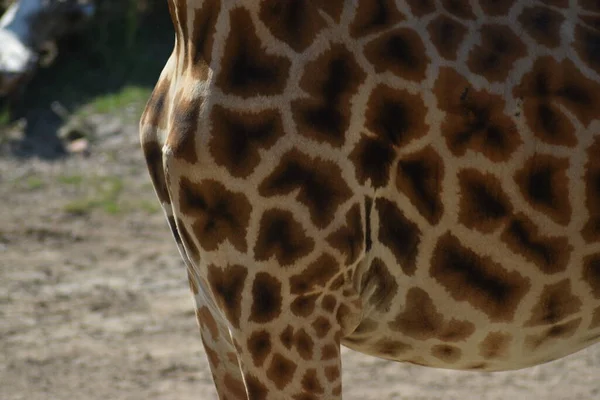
[0,0,95,97]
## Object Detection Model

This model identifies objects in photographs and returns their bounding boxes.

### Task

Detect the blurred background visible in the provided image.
[1,1,598,399]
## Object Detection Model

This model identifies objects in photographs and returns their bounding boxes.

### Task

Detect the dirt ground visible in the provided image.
[1,100,599,400]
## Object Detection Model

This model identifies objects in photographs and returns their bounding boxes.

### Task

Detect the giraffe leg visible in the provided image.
[172,221,247,400]
[141,135,247,398]
[226,307,347,399]
[192,289,247,400]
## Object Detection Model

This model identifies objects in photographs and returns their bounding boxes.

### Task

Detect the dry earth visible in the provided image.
[1,107,599,400]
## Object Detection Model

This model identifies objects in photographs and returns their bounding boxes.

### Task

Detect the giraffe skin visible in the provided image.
[140,1,600,398]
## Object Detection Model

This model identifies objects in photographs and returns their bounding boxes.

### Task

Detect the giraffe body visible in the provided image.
[141,1,600,398]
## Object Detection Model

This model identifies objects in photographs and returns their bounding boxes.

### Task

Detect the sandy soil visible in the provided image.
[1,113,599,400]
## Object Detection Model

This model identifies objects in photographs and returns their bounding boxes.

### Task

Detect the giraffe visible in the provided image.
[139,1,600,398]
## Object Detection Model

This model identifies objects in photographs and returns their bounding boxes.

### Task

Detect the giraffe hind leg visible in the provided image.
[142,138,247,399]
[190,278,248,400]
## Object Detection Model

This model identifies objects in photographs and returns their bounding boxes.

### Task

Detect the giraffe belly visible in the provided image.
[342,318,599,372]
[342,238,600,372]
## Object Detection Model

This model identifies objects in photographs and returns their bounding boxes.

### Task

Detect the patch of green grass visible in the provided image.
[25,177,45,190]
[86,86,151,115]
[63,175,125,215]
[136,200,161,214]
[58,174,84,185]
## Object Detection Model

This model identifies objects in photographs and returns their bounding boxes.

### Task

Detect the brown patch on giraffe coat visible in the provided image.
[431,233,531,321]
[324,365,341,383]
[458,169,511,233]
[575,24,600,75]
[434,68,521,162]
[209,105,285,178]
[295,329,315,360]
[245,374,268,400]
[353,78,432,189]
[207,264,248,328]
[196,306,219,340]
[580,14,600,31]
[301,369,324,395]
[396,147,445,225]
[582,137,600,243]
[479,332,512,360]
[250,272,283,323]
[321,344,339,360]
[280,325,294,349]
[514,155,572,225]
[360,258,399,312]
[247,330,271,367]
[374,339,412,359]
[322,295,337,313]
[501,214,572,274]
[254,209,315,266]
[583,254,600,299]
[518,6,564,49]
[515,57,600,143]
[312,316,332,338]
[376,198,422,275]
[479,0,517,16]
[326,204,364,265]
[526,279,582,327]
[292,44,366,147]
[317,0,344,21]
[441,0,475,20]
[580,0,600,11]
[140,142,168,204]
[404,0,435,16]
[224,373,247,399]
[178,178,252,252]
[166,0,177,42]
[467,24,527,82]
[329,274,344,292]
[365,197,374,251]
[431,345,462,363]
[141,75,170,131]
[364,82,428,145]
[590,306,600,329]
[259,150,352,228]
[259,0,326,52]
[188,0,220,78]
[349,0,405,38]
[267,353,297,390]
[293,394,320,400]
[216,7,291,97]
[350,136,396,189]
[172,0,188,63]
[289,253,340,295]
[389,287,475,341]
[166,92,199,164]
[427,15,468,61]
[364,27,430,82]
[525,318,582,351]
[201,337,220,369]
[291,294,320,318]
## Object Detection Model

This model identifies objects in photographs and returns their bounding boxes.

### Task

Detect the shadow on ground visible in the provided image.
[0,0,173,160]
